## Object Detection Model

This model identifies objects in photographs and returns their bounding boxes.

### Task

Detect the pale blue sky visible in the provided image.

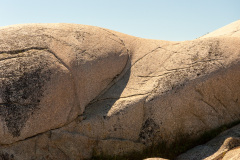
[0,0,239,41]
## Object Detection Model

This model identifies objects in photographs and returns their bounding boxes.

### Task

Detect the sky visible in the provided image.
[0,0,239,41]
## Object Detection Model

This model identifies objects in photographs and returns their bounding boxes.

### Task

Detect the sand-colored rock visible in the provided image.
[177,124,240,160]
[0,20,240,159]
[0,24,128,144]
[222,147,240,160]
[200,20,240,38]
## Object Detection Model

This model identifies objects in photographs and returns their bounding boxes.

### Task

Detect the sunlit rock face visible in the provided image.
[0,20,240,159]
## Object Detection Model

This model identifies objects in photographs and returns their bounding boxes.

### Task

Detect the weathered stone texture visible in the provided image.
[0,20,240,159]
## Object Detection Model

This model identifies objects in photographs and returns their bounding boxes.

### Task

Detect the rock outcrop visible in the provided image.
[177,124,240,160]
[0,20,240,159]
[200,20,240,38]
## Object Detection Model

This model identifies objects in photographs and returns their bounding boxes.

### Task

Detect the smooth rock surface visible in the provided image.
[177,124,240,160]
[222,147,240,160]
[200,20,240,38]
[0,20,240,159]
[0,24,129,144]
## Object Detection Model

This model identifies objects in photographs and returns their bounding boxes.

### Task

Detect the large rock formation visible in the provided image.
[0,20,240,159]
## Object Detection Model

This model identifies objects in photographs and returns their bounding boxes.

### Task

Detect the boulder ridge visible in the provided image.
[0,20,240,159]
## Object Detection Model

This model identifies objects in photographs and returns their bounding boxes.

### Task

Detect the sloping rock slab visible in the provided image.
[177,123,240,160]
